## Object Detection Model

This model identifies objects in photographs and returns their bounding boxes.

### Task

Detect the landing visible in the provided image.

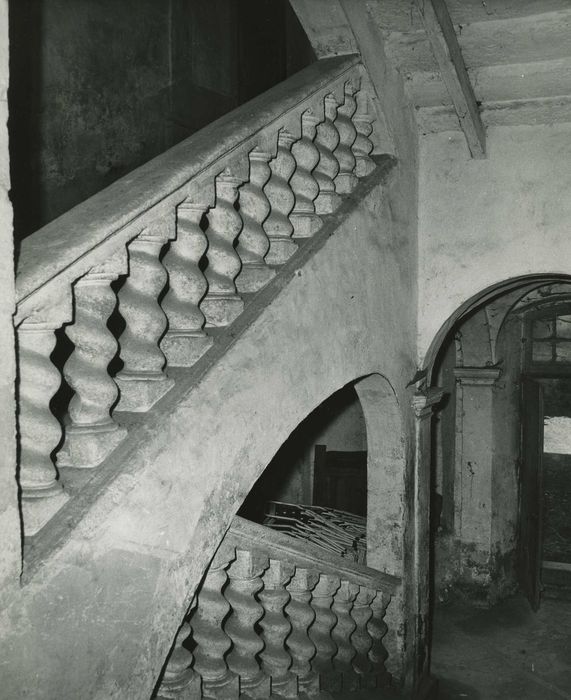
[432,595,571,699]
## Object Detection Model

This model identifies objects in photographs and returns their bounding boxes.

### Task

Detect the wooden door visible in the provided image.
[519,376,545,611]
[313,445,367,516]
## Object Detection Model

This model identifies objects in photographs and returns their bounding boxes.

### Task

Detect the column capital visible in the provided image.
[411,387,444,418]
[453,366,502,386]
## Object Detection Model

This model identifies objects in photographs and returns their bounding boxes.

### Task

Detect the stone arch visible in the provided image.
[237,371,406,580]
[426,272,571,604]
[423,273,571,381]
[354,373,405,577]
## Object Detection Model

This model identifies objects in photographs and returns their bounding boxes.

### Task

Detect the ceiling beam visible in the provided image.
[415,0,486,158]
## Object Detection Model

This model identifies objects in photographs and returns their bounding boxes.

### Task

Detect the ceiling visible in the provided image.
[367,0,571,134]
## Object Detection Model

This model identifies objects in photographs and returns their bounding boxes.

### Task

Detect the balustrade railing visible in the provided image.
[155,516,400,699]
[14,55,381,538]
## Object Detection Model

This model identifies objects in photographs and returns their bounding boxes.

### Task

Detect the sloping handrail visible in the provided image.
[227,515,401,595]
[15,55,362,323]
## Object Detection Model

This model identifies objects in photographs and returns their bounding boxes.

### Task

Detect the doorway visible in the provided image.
[520,302,571,607]
[521,376,571,605]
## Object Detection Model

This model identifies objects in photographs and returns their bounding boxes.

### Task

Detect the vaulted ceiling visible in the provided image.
[369,0,571,149]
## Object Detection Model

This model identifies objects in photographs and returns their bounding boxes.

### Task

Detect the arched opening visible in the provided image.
[426,275,571,697]
[238,373,406,577]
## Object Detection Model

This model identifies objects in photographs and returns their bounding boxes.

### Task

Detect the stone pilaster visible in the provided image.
[453,367,502,593]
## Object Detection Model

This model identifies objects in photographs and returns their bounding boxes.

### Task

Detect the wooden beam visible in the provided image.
[415,0,486,158]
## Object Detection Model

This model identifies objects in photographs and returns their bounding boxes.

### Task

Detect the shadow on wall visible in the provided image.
[8,0,315,246]
[239,383,367,523]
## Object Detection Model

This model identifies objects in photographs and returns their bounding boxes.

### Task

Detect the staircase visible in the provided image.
[154,517,401,699]
[10,54,408,699]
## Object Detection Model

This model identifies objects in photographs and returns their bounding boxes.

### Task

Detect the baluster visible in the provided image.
[313,94,342,215]
[157,619,201,699]
[201,169,245,327]
[235,148,276,293]
[367,590,391,688]
[309,573,342,692]
[225,549,270,697]
[332,579,359,691]
[161,197,213,367]
[350,586,376,688]
[263,129,298,265]
[352,88,376,178]
[285,567,319,696]
[116,226,174,412]
[58,253,127,468]
[191,546,239,699]
[290,110,322,239]
[18,308,70,536]
[333,81,359,194]
[259,559,297,698]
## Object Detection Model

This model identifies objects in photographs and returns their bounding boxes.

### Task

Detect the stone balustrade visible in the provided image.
[155,516,400,699]
[13,56,380,539]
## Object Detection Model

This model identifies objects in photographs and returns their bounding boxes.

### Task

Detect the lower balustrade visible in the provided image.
[154,516,400,699]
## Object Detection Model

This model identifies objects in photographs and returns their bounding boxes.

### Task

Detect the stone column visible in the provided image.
[116,226,174,411]
[18,305,72,536]
[453,367,502,592]
[410,386,444,695]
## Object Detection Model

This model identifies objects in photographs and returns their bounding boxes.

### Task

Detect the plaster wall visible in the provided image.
[434,311,523,603]
[0,169,418,698]
[0,0,19,602]
[258,386,367,508]
[418,123,571,366]
[9,0,173,237]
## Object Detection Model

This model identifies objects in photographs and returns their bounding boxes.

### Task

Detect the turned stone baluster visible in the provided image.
[191,546,239,699]
[290,110,322,239]
[352,89,376,178]
[313,94,342,215]
[263,129,298,265]
[224,549,270,697]
[201,169,245,327]
[18,308,71,536]
[350,586,376,687]
[259,559,297,698]
[116,226,174,412]
[158,619,201,699]
[367,590,391,687]
[161,197,214,367]
[332,579,359,691]
[308,573,342,692]
[285,567,319,696]
[58,253,127,468]
[235,148,275,293]
[333,81,359,194]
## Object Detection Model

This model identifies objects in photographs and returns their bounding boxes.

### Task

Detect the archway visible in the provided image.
[239,373,406,577]
[426,275,571,697]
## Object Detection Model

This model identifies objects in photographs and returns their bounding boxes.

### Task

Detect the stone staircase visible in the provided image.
[16,54,380,551]
[8,52,413,699]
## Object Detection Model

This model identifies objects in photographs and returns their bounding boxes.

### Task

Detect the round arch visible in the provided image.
[423,274,571,382]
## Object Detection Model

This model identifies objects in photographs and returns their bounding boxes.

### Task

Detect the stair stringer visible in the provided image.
[0,162,418,700]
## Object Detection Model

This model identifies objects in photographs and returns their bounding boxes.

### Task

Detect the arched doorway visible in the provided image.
[425,276,571,698]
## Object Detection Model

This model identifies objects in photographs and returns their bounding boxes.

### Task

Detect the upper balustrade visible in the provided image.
[13,55,383,542]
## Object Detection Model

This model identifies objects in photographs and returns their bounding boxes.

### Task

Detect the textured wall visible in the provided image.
[9,0,173,237]
[0,0,20,603]
[419,123,571,365]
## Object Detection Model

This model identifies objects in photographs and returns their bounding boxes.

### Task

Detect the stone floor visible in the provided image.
[431,594,571,699]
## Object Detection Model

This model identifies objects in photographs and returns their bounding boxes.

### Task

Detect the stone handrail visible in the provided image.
[155,516,401,698]
[15,55,364,321]
[228,515,400,595]
[13,54,380,539]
